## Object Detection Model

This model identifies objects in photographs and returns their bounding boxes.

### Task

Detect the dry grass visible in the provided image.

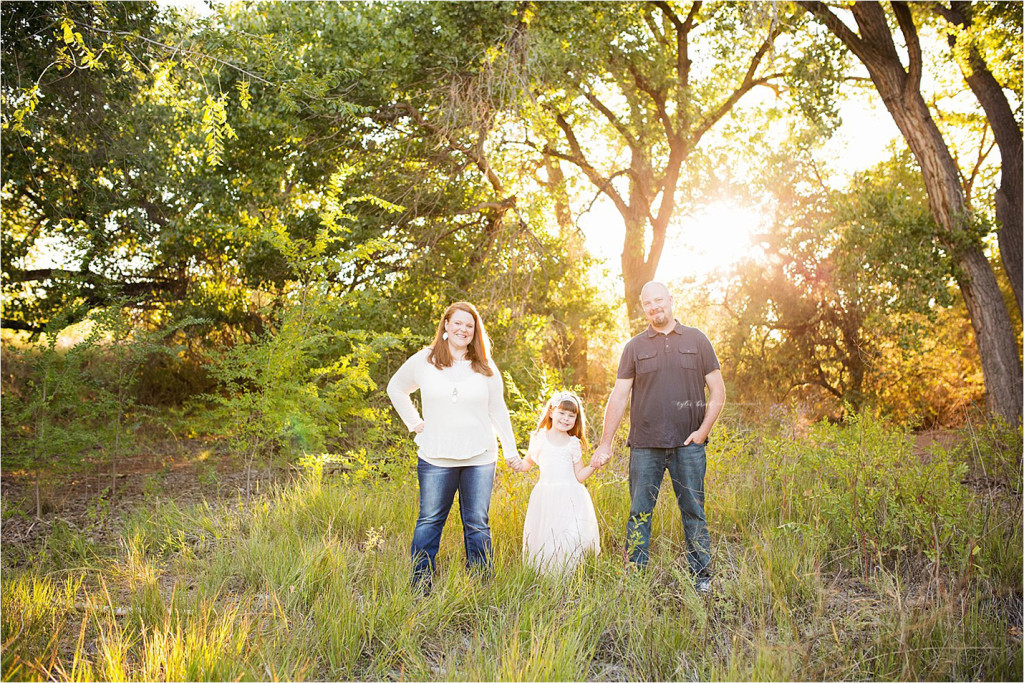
[3,417,1021,681]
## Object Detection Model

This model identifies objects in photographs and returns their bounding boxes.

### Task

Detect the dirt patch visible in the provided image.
[1,436,292,565]
[911,429,963,460]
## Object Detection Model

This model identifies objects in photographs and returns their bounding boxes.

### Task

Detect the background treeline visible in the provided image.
[2,1,1021,489]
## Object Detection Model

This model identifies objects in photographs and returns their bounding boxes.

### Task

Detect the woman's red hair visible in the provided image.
[427,301,494,376]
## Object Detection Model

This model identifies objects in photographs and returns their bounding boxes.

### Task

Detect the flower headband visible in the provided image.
[549,391,581,411]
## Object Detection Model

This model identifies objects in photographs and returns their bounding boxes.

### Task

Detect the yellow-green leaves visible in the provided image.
[237,79,251,111]
[200,93,237,166]
[1,84,40,136]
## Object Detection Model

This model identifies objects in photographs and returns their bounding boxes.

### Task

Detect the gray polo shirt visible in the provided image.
[616,321,721,448]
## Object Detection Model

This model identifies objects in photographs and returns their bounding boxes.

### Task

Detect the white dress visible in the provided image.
[522,430,601,572]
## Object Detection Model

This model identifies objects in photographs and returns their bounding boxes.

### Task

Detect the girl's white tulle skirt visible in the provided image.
[522,480,600,573]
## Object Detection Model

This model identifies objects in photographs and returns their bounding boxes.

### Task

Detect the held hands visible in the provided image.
[590,443,612,469]
[507,455,527,473]
[411,421,425,434]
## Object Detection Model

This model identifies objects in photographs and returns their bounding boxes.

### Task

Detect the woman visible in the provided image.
[387,301,523,590]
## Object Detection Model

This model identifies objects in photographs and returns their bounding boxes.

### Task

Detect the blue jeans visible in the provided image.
[626,444,711,577]
[411,458,496,584]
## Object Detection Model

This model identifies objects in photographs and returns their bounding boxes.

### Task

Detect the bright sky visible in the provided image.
[160,0,214,14]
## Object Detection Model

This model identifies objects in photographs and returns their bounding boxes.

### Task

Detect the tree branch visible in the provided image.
[624,61,675,141]
[547,110,632,217]
[691,23,783,142]
[8,268,187,297]
[797,2,867,62]
[390,102,506,196]
[578,86,643,155]
[653,1,701,91]
[453,196,517,216]
[693,73,783,143]
[0,318,45,333]
[641,6,671,49]
[891,2,923,91]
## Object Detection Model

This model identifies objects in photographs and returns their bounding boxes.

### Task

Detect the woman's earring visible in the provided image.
[442,332,449,341]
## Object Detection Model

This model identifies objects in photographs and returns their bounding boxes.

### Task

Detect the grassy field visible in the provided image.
[2,414,1021,681]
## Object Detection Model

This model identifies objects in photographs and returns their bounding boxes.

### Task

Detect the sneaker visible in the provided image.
[695,577,711,594]
[412,574,433,597]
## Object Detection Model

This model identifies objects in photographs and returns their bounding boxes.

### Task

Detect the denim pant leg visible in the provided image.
[627,448,668,567]
[667,444,711,578]
[411,459,460,582]
[457,462,496,572]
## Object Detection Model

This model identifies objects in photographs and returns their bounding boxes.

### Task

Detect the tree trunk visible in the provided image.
[538,2,779,330]
[994,156,1023,313]
[621,214,658,327]
[800,0,1023,425]
[956,244,1024,422]
[35,466,42,519]
[543,157,590,386]
[938,1,1023,314]
[878,61,1022,426]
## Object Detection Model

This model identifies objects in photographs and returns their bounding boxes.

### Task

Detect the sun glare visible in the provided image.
[580,199,767,288]
[660,202,767,283]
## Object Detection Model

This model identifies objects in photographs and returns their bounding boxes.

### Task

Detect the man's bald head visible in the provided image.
[640,281,670,301]
[640,281,675,331]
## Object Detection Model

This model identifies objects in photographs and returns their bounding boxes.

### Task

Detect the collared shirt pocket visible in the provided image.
[636,349,659,374]
[678,347,699,371]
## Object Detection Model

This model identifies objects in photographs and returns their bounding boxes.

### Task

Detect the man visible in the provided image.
[591,281,726,592]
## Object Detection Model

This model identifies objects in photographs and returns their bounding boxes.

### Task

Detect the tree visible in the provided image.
[1,1,181,332]
[1,1,387,337]
[798,1,1022,425]
[720,146,958,418]
[520,1,803,323]
[230,1,612,389]
[719,147,989,423]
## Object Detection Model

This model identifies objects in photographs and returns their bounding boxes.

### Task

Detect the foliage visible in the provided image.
[1,302,205,516]
[0,0,372,333]
[950,413,1024,493]
[1,313,111,515]
[197,212,412,489]
[86,306,202,492]
[2,4,1021,677]
[718,145,983,423]
[796,414,972,570]
[516,1,809,319]
[2,0,1015,427]
[2,1,209,331]
[712,412,977,575]
[800,0,1022,427]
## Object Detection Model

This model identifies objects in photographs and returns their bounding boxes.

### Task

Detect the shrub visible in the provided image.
[712,412,975,574]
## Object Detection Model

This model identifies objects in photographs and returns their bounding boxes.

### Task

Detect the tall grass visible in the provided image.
[3,414,1020,680]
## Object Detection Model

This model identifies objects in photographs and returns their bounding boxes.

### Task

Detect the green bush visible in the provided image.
[951,415,1023,492]
[712,412,975,574]
[798,413,973,568]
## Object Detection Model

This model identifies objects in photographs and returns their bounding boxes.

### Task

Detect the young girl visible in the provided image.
[521,391,601,573]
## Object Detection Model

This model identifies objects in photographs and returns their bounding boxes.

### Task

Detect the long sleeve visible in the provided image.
[486,365,518,461]
[387,350,425,431]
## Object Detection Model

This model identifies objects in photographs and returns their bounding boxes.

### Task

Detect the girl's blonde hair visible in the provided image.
[536,391,587,448]
[427,301,494,376]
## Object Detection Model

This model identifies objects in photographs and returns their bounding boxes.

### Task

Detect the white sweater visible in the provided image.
[387,348,518,467]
